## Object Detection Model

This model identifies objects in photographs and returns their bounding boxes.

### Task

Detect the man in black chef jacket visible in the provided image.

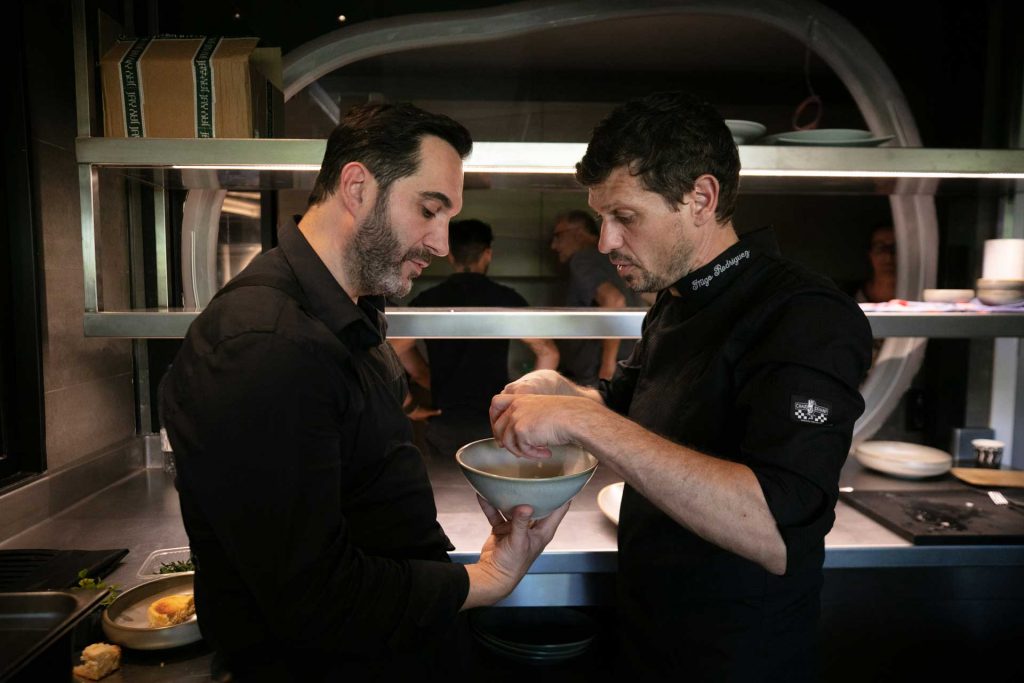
[159,103,569,682]
[490,92,872,681]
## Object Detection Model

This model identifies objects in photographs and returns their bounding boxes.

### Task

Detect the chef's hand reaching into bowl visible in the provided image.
[461,495,571,610]
[489,393,597,460]
[502,369,580,397]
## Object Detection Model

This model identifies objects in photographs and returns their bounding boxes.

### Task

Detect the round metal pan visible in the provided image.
[101,572,201,650]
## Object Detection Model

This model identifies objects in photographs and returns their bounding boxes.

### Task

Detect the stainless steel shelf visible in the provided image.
[77,138,1024,177]
[83,308,1024,339]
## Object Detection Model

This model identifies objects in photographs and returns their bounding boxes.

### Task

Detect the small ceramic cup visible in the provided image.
[971,438,1004,469]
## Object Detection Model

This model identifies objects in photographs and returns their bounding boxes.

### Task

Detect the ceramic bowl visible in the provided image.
[922,289,975,303]
[456,438,598,519]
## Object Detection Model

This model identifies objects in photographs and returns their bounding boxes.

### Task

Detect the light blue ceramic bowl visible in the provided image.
[456,438,598,519]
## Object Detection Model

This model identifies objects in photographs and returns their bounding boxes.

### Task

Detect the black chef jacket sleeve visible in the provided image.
[168,331,468,655]
[733,292,871,574]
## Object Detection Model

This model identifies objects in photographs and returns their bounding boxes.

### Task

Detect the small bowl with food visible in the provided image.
[101,573,199,650]
[456,438,598,519]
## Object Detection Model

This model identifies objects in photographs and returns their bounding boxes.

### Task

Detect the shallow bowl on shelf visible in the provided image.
[976,278,1024,306]
[725,119,766,144]
[922,289,975,303]
[456,438,598,519]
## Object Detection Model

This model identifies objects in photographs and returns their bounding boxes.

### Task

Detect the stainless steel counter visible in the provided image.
[2,458,1022,680]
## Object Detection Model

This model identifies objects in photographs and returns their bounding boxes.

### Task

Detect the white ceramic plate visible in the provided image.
[597,482,624,525]
[773,129,895,147]
[725,119,766,144]
[854,441,952,479]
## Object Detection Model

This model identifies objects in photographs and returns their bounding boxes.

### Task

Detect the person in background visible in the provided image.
[490,91,872,680]
[853,224,895,364]
[392,219,559,460]
[856,224,896,303]
[550,209,644,386]
[159,103,568,682]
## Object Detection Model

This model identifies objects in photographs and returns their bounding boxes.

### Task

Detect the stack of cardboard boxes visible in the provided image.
[99,36,282,138]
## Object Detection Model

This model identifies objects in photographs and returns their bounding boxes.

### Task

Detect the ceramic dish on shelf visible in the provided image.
[101,573,200,650]
[854,441,952,479]
[597,482,624,525]
[772,129,895,147]
[975,278,1024,306]
[922,289,975,303]
[725,119,767,144]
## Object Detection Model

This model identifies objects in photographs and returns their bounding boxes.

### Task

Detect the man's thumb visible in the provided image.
[510,506,533,534]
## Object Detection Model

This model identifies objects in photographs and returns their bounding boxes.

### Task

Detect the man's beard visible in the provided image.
[609,233,698,293]
[347,191,431,298]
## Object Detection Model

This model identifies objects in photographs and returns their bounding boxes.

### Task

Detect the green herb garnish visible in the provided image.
[76,568,120,605]
[157,558,195,574]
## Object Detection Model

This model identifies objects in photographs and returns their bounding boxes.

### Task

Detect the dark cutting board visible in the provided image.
[0,548,127,591]
[840,488,1024,545]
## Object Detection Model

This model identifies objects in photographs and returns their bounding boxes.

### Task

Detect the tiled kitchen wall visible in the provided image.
[25,1,136,473]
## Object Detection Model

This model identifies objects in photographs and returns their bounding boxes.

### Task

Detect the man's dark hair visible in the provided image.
[575,91,740,223]
[308,102,473,207]
[449,219,493,266]
[557,209,599,237]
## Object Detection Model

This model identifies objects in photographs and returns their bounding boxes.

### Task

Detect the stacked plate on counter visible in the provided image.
[854,441,952,479]
[470,607,595,664]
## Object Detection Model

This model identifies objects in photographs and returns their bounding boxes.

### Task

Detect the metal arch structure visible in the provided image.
[185,0,937,442]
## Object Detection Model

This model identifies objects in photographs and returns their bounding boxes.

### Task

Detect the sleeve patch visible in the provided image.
[792,395,832,425]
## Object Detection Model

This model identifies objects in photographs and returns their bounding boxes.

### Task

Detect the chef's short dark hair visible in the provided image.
[309,102,472,207]
[556,209,599,237]
[576,91,740,223]
[449,219,493,265]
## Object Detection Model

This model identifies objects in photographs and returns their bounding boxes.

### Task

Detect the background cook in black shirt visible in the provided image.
[160,104,569,681]
[490,93,871,680]
[550,209,643,385]
[391,219,558,459]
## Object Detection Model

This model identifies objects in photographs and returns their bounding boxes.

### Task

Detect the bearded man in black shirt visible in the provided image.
[160,103,568,681]
[490,92,872,681]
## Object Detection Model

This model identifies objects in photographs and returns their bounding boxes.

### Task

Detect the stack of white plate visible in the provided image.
[470,607,595,664]
[854,441,952,479]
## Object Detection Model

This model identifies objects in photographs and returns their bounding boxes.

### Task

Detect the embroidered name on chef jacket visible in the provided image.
[792,396,831,425]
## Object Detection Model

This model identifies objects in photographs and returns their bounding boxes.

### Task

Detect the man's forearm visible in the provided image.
[598,338,620,380]
[570,404,787,574]
[523,338,560,371]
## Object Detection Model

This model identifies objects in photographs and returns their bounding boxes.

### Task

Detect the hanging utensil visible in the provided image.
[792,18,823,131]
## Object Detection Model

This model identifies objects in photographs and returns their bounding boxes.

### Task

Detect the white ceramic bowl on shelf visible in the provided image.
[456,438,598,519]
[922,289,975,303]
[725,119,767,144]
[975,278,1024,305]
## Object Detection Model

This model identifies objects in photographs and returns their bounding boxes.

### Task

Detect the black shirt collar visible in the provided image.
[448,271,488,281]
[277,219,387,348]
[668,227,779,308]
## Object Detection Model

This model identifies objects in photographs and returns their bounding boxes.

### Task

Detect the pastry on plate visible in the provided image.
[147,592,195,627]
